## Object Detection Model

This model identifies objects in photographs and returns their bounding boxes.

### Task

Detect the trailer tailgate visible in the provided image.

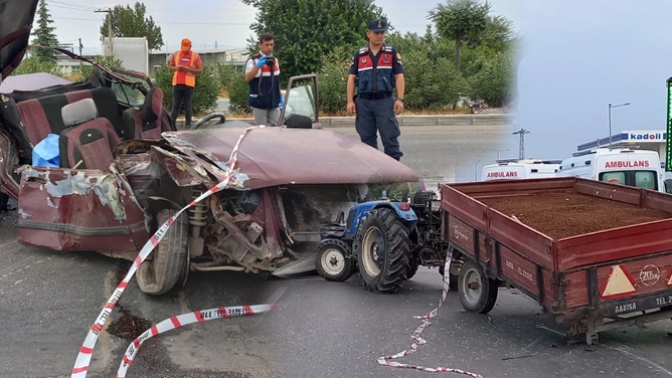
[570,252,672,317]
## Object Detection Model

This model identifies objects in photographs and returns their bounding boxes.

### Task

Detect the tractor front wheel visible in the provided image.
[315,238,356,282]
[354,208,412,293]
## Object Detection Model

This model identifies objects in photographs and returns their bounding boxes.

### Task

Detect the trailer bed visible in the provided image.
[440,177,672,344]
[479,190,672,239]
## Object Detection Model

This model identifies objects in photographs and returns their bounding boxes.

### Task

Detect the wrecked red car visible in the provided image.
[0,2,421,295]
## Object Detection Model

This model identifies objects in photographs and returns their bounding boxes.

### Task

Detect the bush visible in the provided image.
[153,64,220,115]
[10,54,65,78]
[468,51,513,107]
[316,46,352,115]
[228,70,251,114]
[216,62,240,91]
[399,50,466,111]
[80,55,125,78]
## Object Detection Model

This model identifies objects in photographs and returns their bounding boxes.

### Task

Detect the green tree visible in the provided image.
[478,15,516,53]
[240,0,386,80]
[427,0,490,73]
[31,0,59,64]
[100,2,164,50]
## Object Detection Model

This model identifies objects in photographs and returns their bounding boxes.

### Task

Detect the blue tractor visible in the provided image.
[315,189,458,293]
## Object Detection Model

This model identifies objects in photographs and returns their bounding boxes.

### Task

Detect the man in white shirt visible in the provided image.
[245,33,282,126]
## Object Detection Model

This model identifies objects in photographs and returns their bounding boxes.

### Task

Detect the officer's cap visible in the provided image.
[368,19,388,32]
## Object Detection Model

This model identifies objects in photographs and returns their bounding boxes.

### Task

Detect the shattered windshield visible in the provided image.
[109,71,150,107]
[284,81,317,123]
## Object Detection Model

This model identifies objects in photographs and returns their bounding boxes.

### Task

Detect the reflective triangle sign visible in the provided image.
[600,265,636,300]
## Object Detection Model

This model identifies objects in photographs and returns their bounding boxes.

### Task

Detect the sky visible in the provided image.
[38,0,672,164]
[42,0,524,51]
[503,1,672,162]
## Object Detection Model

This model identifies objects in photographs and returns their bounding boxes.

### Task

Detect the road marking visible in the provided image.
[607,345,672,376]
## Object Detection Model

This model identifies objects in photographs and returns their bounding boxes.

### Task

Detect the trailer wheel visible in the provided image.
[354,207,412,293]
[136,208,189,295]
[315,238,356,282]
[458,259,498,314]
[439,264,459,291]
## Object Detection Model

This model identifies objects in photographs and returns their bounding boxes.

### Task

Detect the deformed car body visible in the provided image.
[0,1,421,295]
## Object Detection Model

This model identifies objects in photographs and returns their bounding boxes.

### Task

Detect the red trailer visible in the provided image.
[441,177,672,345]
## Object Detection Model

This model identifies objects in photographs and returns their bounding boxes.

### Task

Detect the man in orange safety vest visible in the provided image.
[169,38,203,128]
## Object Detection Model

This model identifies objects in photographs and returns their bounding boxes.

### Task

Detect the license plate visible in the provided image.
[607,292,672,316]
[655,294,672,307]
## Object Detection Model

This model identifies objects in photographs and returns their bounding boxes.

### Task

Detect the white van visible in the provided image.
[555,148,666,193]
[480,159,562,181]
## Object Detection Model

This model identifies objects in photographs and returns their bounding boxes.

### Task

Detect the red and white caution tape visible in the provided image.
[377,255,485,378]
[115,304,272,378]
[71,126,265,378]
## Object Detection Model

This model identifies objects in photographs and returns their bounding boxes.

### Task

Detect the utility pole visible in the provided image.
[512,128,530,159]
[78,38,83,70]
[95,8,113,56]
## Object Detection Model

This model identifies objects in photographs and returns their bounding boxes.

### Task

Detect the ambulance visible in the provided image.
[480,159,562,181]
[554,148,667,193]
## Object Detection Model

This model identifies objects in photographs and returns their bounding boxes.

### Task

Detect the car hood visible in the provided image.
[0,0,39,81]
[162,127,421,189]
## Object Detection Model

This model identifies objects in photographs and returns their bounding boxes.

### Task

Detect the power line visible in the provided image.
[50,17,429,27]
[49,0,98,11]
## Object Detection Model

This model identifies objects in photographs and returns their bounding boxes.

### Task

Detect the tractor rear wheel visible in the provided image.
[407,256,420,280]
[354,208,412,293]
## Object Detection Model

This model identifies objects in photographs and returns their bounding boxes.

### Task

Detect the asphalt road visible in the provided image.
[331,124,511,182]
[1,124,671,378]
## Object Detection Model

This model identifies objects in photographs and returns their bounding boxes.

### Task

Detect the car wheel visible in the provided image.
[136,208,189,295]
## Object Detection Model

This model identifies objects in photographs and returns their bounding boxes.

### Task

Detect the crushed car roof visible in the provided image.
[0,72,71,93]
[0,0,39,81]
[163,127,421,189]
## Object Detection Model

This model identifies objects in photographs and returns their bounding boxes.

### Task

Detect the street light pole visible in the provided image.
[608,102,631,146]
[495,149,509,160]
[475,159,482,181]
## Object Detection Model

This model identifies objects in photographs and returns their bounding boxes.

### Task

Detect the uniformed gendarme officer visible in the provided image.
[346,18,405,161]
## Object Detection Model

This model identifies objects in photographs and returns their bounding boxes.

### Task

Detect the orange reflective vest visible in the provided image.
[172,50,197,87]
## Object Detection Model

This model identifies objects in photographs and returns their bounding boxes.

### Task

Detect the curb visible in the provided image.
[175,113,516,129]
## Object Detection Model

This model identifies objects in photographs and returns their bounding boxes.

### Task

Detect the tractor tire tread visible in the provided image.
[355,207,412,293]
[315,238,357,282]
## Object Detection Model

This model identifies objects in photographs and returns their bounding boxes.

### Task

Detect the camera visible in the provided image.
[266,56,275,67]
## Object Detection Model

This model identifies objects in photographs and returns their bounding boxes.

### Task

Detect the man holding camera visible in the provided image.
[245,33,282,126]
